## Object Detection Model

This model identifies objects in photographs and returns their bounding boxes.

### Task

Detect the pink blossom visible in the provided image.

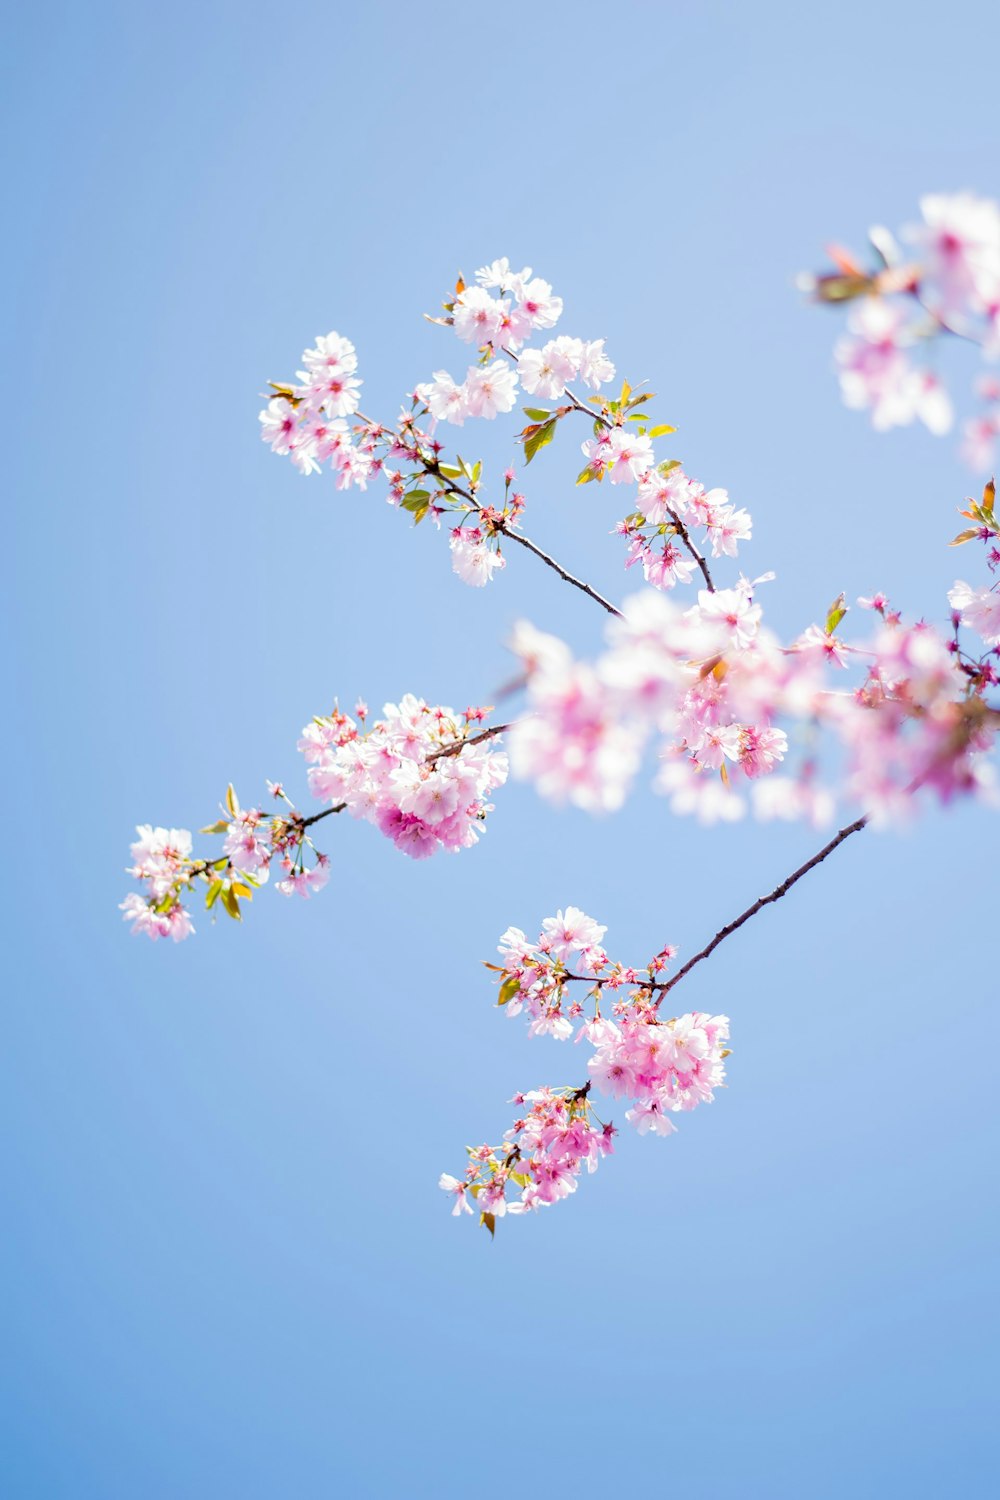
[438,1173,472,1216]
[518,337,580,399]
[453,287,505,346]
[540,907,607,961]
[516,276,563,331]
[906,192,1000,319]
[463,360,518,419]
[449,526,506,587]
[302,697,508,858]
[835,299,953,434]
[606,428,654,485]
[419,370,468,426]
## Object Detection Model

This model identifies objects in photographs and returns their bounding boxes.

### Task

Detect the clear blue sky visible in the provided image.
[4,3,998,1495]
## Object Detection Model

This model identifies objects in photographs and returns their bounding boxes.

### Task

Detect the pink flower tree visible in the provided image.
[126,231,1000,1234]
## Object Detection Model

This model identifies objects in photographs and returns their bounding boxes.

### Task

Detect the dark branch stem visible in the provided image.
[301,801,347,829]
[498,526,622,617]
[528,818,869,1000]
[421,455,623,618]
[655,816,869,995]
[425,722,512,763]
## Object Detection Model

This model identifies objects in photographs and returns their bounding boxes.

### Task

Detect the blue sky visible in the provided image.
[4,3,999,1495]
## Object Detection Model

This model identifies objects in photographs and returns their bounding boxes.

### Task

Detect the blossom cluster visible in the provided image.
[258,331,374,486]
[614,460,752,589]
[120,825,199,942]
[441,908,730,1229]
[257,262,630,591]
[121,698,508,940]
[507,571,999,825]
[419,260,615,422]
[300,695,508,860]
[120,784,331,944]
[439,1089,614,1228]
[808,192,1000,468]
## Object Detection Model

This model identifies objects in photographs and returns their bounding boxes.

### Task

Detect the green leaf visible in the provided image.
[949,528,980,546]
[401,490,431,523]
[199,819,230,835]
[220,885,241,921]
[523,407,552,421]
[523,418,557,464]
[647,423,677,438]
[480,1211,496,1239]
[657,458,681,475]
[497,975,521,1006]
[225,783,238,816]
[205,880,223,910]
[825,592,848,635]
[576,465,600,485]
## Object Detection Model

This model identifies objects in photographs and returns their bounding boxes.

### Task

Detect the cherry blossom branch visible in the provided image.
[656,815,869,995]
[123,703,512,939]
[420,453,623,617]
[426,722,513,762]
[499,527,623,617]
[301,801,347,828]
[559,384,716,593]
[538,817,869,999]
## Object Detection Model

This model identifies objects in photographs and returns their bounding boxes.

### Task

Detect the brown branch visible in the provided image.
[425,722,512,763]
[498,526,622,617]
[421,455,623,619]
[655,816,869,996]
[301,801,347,829]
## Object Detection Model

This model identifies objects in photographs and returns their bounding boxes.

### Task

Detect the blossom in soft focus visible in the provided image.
[812,195,1000,464]
[509,579,997,828]
[906,192,1000,320]
[835,299,953,434]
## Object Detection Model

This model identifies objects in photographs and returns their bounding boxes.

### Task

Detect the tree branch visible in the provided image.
[559,384,716,594]
[656,816,869,996]
[420,454,623,618]
[425,722,513,763]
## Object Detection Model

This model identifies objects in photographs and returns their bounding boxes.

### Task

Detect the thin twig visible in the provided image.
[425,722,512,763]
[656,816,869,995]
[499,527,622,617]
[421,456,623,618]
[301,801,347,829]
